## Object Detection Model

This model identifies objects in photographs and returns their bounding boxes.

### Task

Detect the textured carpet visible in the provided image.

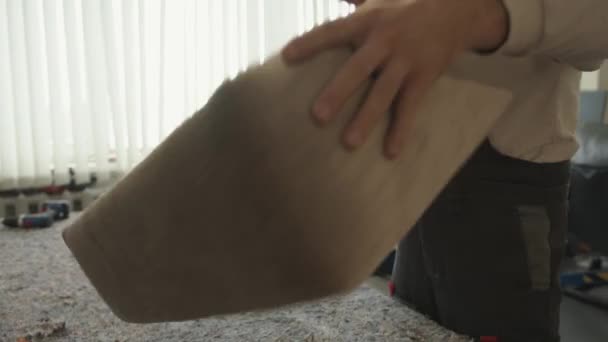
[0,215,467,342]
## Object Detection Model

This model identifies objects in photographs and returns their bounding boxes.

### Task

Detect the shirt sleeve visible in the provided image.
[499,0,608,71]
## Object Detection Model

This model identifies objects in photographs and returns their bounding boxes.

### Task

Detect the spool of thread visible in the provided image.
[42,200,71,220]
[2,211,55,229]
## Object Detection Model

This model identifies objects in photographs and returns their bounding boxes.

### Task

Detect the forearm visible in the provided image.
[498,0,608,71]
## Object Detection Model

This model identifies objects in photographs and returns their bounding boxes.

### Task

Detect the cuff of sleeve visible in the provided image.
[498,0,544,56]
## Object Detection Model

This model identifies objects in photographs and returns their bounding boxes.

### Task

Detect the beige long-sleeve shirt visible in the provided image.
[478,0,608,162]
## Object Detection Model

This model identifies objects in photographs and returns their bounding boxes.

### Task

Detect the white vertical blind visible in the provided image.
[64,0,92,184]
[6,0,36,187]
[43,0,71,185]
[0,0,19,189]
[23,0,53,186]
[0,0,355,191]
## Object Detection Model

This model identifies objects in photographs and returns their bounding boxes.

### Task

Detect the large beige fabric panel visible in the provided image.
[63,48,512,323]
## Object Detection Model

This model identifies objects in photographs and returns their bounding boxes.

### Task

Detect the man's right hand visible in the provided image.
[284,0,508,159]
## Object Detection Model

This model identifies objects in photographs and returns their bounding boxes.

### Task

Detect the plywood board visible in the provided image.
[63,48,512,323]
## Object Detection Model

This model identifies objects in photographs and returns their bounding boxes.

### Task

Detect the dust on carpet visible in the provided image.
[0,216,469,342]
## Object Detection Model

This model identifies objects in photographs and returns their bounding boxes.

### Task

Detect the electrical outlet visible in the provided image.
[73,199,83,212]
[5,204,16,217]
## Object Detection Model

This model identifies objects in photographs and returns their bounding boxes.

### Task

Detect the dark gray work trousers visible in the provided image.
[393,141,570,342]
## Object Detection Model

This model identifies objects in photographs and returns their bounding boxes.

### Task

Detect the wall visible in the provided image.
[581,62,608,91]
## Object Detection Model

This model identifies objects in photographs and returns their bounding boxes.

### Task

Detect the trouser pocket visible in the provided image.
[517,205,552,291]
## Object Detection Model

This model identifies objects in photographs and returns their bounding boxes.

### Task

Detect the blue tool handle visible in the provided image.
[20,212,54,228]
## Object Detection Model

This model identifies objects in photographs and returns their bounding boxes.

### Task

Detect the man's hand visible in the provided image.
[282,0,508,159]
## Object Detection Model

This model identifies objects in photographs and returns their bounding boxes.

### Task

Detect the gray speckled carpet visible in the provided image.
[0,215,468,342]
